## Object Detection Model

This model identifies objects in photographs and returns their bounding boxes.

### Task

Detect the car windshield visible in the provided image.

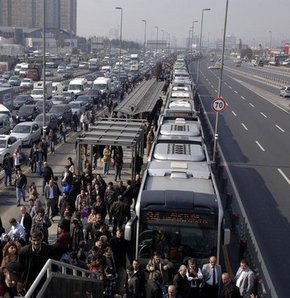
[0,140,7,148]
[13,125,30,133]
[69,84,81,90]
[31,89,43,95]
[19,106,33,112]
[50,106,65,113]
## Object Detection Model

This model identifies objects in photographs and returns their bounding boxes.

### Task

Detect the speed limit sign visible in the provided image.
[211,97,227,113]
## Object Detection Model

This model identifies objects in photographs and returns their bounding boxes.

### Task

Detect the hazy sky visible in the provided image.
[77,0,289,47]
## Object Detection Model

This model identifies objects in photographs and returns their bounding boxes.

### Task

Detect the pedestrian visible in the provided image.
[125,265,140,298]
[104,182,117,225]
[7,218,26,247]
[19,206,32,245]
[31,208,52,244]
[42,161,54,194]
[39,138,48,162]
[44,178,59,221]
[47,129,57,154]
[201,256,222,298]
[15,169,27,207]
[72,111,79,132]
[233,260,254,298]
[132,259,146,297]
[18,230,57,294]
[146,126,155,156]
[164,285,180,298]
[13,147,21,170]
[173,265,191,298]
[29,144,38,173]
[220,272,241,298]
[2,152,13,187]
[113,152,123,181]
[102,145,111,175]
[110,196,126,235]
[146,271,163,298]
[186,258,203,297]
[59,122,66,143]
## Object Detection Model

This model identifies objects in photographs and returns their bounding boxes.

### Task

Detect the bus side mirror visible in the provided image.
[124,217,137,241]
[223,228,231,245]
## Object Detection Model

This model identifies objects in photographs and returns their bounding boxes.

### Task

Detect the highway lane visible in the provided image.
[198,59,290,297]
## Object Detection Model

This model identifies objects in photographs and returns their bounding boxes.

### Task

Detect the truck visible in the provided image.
[26,63,42,81]
[31,81,53,100]
[0,86,14,110]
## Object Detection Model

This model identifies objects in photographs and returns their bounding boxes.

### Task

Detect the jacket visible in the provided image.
[15,173,27,188]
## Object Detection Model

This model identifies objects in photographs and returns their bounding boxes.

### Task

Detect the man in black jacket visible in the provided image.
[2,152,13,186]
[42,161,54,194]
[18,230,57,294]
[220,273,241,298]
[15,169,27,207]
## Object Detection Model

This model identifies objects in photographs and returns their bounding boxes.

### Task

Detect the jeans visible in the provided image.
[103,162,110,175]
[16,187,26,205]
[50,141,55,153]
[114,164,122,181]
[4,169,12,185]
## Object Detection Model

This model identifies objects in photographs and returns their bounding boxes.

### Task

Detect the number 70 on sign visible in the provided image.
[211,97,228,113]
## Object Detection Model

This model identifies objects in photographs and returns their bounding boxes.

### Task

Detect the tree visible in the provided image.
[241,48,253,60]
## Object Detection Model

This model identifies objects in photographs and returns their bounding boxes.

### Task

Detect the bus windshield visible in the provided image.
[138,211,218,268]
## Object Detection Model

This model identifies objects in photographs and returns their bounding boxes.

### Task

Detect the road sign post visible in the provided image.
[211,97,227,113]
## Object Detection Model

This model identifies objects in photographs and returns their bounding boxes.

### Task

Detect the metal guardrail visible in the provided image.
[24,259,103,298]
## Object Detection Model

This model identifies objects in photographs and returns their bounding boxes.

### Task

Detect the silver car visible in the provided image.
[10,122,41,147]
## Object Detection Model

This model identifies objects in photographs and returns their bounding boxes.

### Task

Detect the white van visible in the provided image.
[0,104,14,129]
[68,78,88,96]
[92,77,111,95]
[0,114,11,134]
[52,82,63,96]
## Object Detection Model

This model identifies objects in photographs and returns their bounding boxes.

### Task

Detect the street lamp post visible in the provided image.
[190,21,198,74]
[42,0,46,138]
[155,26,159,53]
[161,29,164,50]
[269,30,272,57]
[115,6,123,83]
[212,0,229,162]
[141,20,147,63]
[196,8,211,88]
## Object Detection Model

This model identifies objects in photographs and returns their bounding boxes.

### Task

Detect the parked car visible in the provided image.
[86,89,102,105]
[62,70,73,79]
[33,100,53,113]
[8,75,21,86]
[62,91,75,102]
[13,95,35,110]
[76,95,94,110]
[49,104,72,125]
[0,135,22,165]
[2,71,13,80]
[68,101,87,116]
[280,86,290,97]
[10,122,41,147]
[15,104,40,122]
[34,113,59,132]
[51,95,71,105]
[20,78,33,89]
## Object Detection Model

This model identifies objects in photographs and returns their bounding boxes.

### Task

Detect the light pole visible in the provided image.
[155,26,159,54]
[212,0,229,162]
[161,29,164,50]
[191,21,198,55]
[141,19,147,63]
[115,6,123,83]
[196,8,211,88]
[42,0,46,138]
[269,30,272,57]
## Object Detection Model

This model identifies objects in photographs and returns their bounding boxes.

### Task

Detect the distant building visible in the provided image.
[0,0,77,33]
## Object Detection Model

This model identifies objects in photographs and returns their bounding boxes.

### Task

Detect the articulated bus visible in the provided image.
[125,115,230,269]
[125,56,229,270]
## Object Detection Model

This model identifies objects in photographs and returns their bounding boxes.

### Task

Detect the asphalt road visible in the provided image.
[196,58,290,297]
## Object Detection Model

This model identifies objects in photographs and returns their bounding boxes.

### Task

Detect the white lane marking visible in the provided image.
[278,169,290,184]
[234,90,238,94]
[275,124,285,132]
[241,96,246,100]
[211,84,214,88]
[214,89,218,93]
[228,86,232,89]
[260,112,268,118]
[241,123,248,130]
[255,141,265,151]
[224,82,228,86]
[232,111,237,116]
[249,103,255,108]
